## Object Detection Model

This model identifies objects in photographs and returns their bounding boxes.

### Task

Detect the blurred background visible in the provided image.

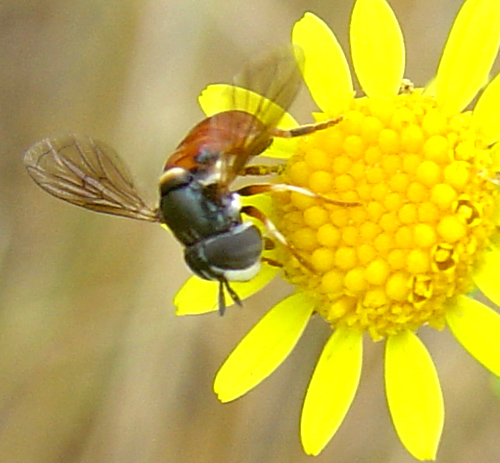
[1,0,500,462]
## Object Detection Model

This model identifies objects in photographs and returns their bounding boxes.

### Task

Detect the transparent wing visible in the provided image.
[24,134,160,222]
[233,45,304,129]
[217,46,304,186]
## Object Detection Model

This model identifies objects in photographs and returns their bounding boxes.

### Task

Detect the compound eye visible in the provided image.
[204,223,262,271]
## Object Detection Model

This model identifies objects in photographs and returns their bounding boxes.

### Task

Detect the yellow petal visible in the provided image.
[350,0,405,98]
[240,193,272,214]
[174,263,278,315]
[490,143,500,172]
[263,137,298,159]
[174,276,217,315]
[214,293,314,402]
[240,194,276,239]
[292,12,353,115]
[198,84,298,129]
[385,330,443,461]
[447,296,500,377]
[301,327,362,456]
[472,249,500,306]
[434,0,500,114]
[472,72,500,144]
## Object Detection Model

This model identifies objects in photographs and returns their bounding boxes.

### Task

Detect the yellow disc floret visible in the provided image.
[274,90,498,340]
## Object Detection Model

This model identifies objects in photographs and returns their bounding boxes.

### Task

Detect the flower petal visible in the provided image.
[434,0,500,114]
[385,330,443,461]
[264,137,298,159]
[174,263,278,315]
[214,293,313,402]
[472,249,500,307]
[198,84,298,128]
[472,72,500,144]
[446,295,500,377]
[490,143,500,172]
[301,327,362,456]
[350,0,405,98]
[240,192,272,214]
[292,12,353,115]
[174,276,217,315]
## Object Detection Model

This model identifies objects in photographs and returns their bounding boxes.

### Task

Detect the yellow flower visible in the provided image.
[177,0,500,460]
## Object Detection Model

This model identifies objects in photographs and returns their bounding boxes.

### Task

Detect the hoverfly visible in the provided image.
[24,48,352,314]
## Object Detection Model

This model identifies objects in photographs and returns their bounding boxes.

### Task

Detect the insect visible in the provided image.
[24,48,353,314]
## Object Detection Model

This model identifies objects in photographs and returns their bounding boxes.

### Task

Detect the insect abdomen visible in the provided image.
[164,111,265,173]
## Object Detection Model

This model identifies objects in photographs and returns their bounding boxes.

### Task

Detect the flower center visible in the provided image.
[274,90,498,340]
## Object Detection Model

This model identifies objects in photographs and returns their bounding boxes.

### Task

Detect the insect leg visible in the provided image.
[239,164,285,176]
[218,278,243,316]
[261,257,283,268]
[237,183,360,207]
[263,237,276,250]
[261,239,282,267]
[270,116,343,139]
[218,280,226,316]
[241,205,314,273]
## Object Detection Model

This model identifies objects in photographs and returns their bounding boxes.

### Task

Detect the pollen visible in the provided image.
[309,171,333,193]
[275,91,498,340]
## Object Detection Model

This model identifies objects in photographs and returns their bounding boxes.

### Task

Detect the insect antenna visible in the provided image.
[218,278,243,316]
[218,281,226,316]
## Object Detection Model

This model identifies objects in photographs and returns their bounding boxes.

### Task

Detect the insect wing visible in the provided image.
[24,134,159,222]
[216,47,304,186]
[233,46,304,128]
